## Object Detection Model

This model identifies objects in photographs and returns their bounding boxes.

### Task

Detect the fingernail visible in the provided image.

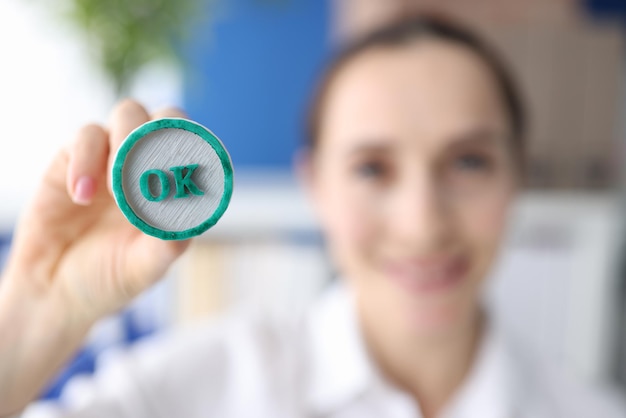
[74,176,96,205]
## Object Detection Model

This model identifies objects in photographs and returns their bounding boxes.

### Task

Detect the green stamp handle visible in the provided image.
[112,118,234,240]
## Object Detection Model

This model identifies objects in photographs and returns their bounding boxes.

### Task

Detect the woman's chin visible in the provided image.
[382,277,477,338]
[405,300,470,337]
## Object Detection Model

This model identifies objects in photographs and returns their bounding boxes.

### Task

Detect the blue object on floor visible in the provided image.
[0,233,12,272]
[39,348,97,400]
[584,0,626,23]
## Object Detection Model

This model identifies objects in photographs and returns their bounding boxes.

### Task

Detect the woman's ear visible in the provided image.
[294,147,323,219]
[294,147,315,196]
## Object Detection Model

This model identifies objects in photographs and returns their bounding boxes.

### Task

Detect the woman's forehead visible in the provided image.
[318,40,509,147]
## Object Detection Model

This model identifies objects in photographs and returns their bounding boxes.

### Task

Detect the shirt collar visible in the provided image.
[304,280,524,417]
[304,280,374,413]
[440,320,521,418]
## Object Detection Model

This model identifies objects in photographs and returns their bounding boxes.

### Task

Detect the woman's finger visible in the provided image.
[124,234,191,298]
[12,124,108,277]
[151,106,187,120]
[107,99,150,192]
[66,124,109,205]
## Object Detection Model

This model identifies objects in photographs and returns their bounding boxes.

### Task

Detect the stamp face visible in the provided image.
[112,118,233,240]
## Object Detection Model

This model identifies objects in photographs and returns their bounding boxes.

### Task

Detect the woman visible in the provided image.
[0,15,623,418]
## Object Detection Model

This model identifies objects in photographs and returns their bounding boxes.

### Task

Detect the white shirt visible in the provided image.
[22,282,625,418]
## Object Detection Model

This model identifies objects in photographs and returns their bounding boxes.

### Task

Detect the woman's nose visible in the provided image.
[386,173,453,251]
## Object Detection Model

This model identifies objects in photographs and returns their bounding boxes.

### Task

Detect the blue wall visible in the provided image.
[182,0,330,169]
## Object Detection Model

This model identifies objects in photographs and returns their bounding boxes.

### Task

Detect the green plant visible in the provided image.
[56,0,209,96]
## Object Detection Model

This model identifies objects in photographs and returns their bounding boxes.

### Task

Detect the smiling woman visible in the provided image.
[0,13,624,418]
[301,16,524,416]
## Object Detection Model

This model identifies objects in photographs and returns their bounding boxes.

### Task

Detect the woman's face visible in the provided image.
[309,40,518,338]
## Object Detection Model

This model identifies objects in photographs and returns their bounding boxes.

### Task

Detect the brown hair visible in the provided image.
[306,14,526,165]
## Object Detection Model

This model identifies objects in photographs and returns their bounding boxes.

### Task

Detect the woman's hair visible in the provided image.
[306,14,526,166]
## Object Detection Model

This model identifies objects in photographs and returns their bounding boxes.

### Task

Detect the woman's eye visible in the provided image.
[454,153,491,171]
[355,161,388,179]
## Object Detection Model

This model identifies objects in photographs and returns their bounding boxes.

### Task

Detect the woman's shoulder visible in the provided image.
[137,304,305,366]
[527,359,625,417]
[499,330,626,418]
[121,303,310,414]
[23,300,313,418]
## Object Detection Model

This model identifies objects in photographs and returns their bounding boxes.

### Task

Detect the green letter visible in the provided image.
[170,164,204,199]
[139,169,170,202]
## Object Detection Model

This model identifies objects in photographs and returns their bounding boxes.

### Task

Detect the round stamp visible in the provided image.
[112,118,233,240]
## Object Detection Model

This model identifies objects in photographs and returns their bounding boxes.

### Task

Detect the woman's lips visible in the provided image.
[384,255,469,295]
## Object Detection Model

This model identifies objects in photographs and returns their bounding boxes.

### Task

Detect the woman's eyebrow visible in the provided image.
[345,129,505,157]
[446,128,504,147]
[347,141,394,156]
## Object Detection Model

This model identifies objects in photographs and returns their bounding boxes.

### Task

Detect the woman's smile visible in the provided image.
[382,254,470,295]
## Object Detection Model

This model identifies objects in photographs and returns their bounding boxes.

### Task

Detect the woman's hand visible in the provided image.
[8,99,190,321]
[0,100,190,414]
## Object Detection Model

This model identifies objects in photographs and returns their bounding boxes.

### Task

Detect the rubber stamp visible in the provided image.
[112,118,233,240]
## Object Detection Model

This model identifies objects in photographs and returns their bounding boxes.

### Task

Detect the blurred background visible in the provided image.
[1,0,626,409]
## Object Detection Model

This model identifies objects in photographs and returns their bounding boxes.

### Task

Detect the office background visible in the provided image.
[0,0,625,405]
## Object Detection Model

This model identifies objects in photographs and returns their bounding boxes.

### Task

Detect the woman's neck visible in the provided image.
[359,300,485,418]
